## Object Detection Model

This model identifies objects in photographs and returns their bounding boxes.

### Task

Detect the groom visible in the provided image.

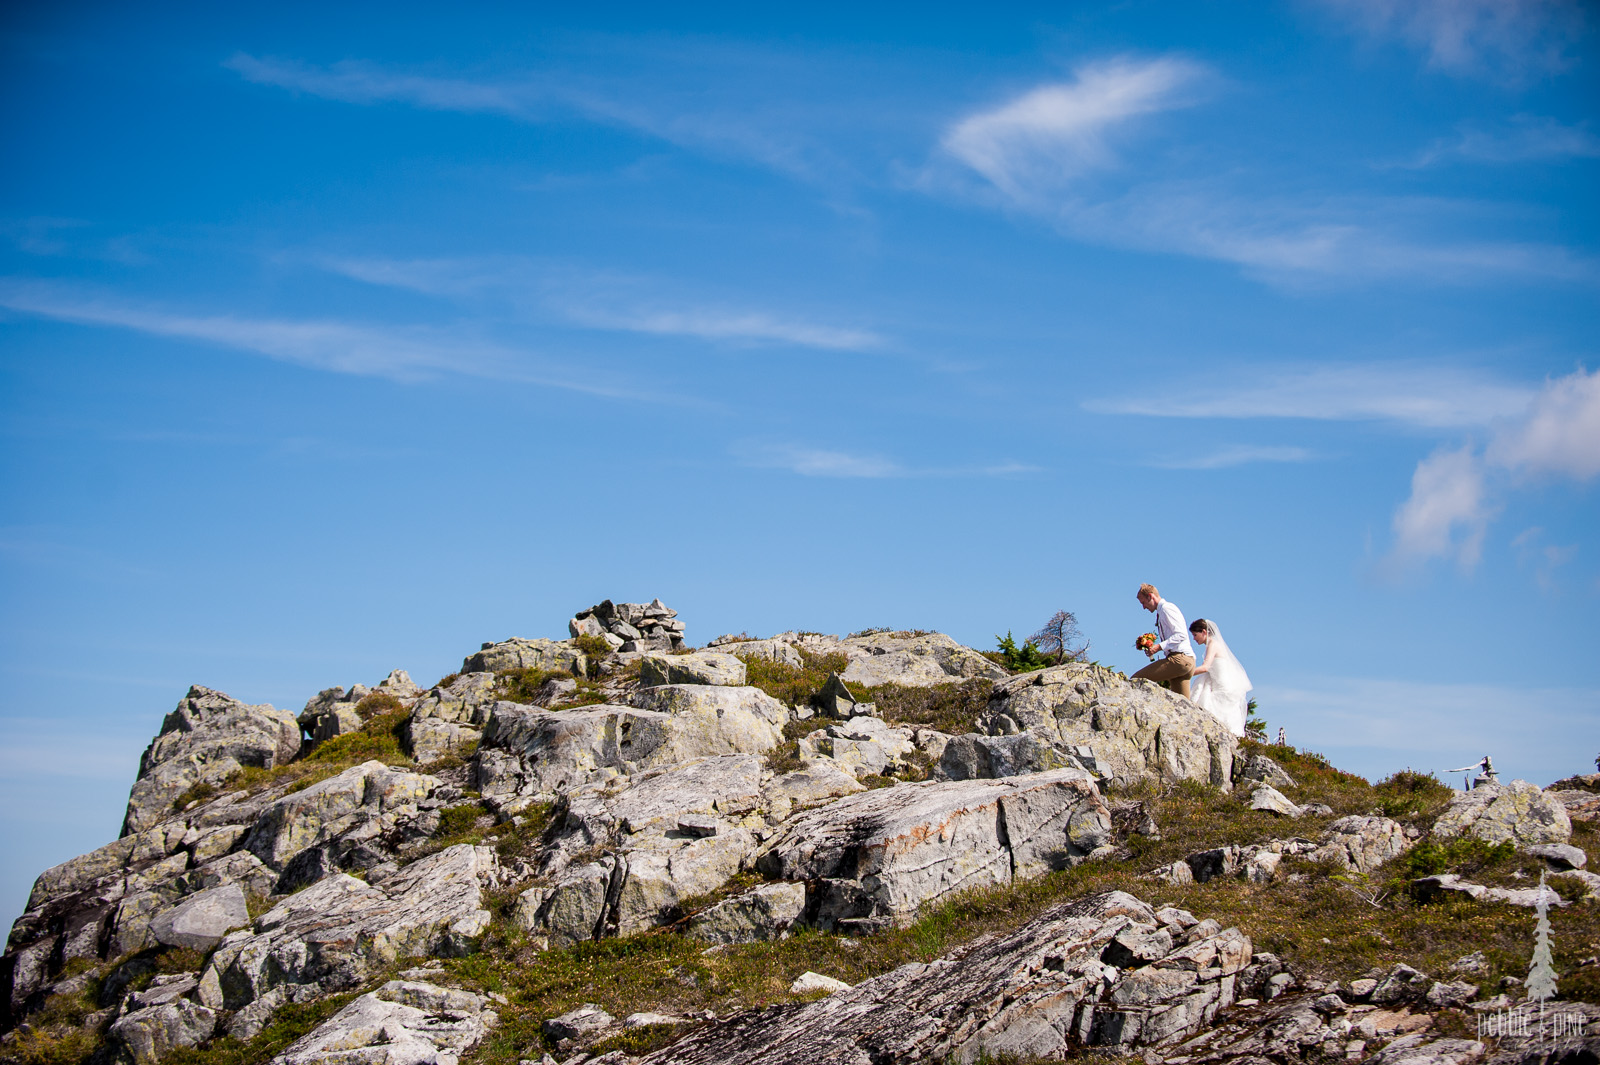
[1133,582,1195,699]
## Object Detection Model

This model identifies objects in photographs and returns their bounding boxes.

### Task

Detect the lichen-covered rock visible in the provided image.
[243,760,438,873]
[1432,780,1571,847]
[688,882,807,944]
[404,672,500,762]
[475,689,785,805]
[271,980,497,1065]
[107,998,217,1065]
[1248,784,1304,818]
[1235,753,1297,790]
[122,686,301,835]
[640,890,1250,1063]
[726,639,804,669]
[462,637,586,676]
[985,664,1237,789]
[148,882,248,952]
[756,768,1111,928]
[760,763,866,823]
[198,844,497,1017]
[836,631,1007,688]
[1306,815,1409,873]
[640,651,747,687]
[936,732,1081,781]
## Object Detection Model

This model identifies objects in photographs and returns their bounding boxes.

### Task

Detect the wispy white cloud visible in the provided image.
[1312,0,1587,82]
[0,278,648,399]
[940,57,1206,205]
[1395,115,1600,168]
[226,51,851,184]
[1386,367,1600,570]
[736,442,1040,479]
[319,254,885,351]
[1086,363,1534,429]
[1150,445,1315,470]
[933,64,1596,286]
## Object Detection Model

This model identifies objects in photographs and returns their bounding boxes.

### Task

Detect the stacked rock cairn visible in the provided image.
[568,598,686,652]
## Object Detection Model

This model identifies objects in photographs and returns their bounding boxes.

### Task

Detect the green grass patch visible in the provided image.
[861,680,994,736]
[1373,769,1455,821]
[739,650,852,709]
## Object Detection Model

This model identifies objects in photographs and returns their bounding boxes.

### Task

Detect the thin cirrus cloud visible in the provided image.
[933,59,1594,286]
[736,443,1040,479]
[1311,0,1587,82]
[317,254,884,352]
[1084,363,1535,430]
[225,52,845,184]
[1149,445,1315,470]
[1394,115,1600,169]
[0,278,651,399]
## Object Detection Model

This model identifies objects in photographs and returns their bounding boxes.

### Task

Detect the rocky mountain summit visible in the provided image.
[4,601,1597,1065]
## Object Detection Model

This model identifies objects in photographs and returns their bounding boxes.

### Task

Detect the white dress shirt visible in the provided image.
[1155,598,1194,658]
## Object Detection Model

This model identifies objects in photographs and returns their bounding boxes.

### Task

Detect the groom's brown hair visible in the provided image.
[1138,583,1158,598]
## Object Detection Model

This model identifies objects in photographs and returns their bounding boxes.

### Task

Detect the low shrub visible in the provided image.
[1393,837,1517,883]
[740,650,852,710]
[1373,770,1454,821]
[865,680,993,736]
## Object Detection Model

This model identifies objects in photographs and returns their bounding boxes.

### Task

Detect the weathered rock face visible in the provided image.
[1312,815,1411,874]
[513,755,766,945]
[1431,780,1572,847]
[404,672,500,763]
[147,883,247,952]
[198,844,498,1020]
[571,598,685,653]
[244,760,439,882]
[272,979,498,1065]
[837,631,1009,688]
[641,890,1252,1064]
[937,732,1095,781]
[475,687,786,807]
[462,637,587,677]
[688,882,808,944]
[122,686,301,835]
[724,638,804,669]
[640,651,746,687]
[756,769,1112,929]
[984,664,1238,789]
[107,998,217,1065]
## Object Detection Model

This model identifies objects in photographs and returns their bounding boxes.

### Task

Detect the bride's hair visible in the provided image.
[1188,619,1213,634]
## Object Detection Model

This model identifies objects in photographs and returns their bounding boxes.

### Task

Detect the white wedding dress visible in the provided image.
[1189,620,1252,737]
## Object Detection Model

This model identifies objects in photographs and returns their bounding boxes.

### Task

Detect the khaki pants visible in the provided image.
[1133,653,1195,699]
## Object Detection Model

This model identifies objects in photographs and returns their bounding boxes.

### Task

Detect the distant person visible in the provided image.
[1133,583,1194,699]
[1188,619,1251,736]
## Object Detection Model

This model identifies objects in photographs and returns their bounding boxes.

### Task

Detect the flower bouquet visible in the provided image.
[1134,632,1159,654]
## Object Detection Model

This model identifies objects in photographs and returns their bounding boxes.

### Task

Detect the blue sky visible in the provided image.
[2,0,1597,926]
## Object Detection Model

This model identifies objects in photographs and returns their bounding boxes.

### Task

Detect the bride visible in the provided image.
[1187,618,1252,736]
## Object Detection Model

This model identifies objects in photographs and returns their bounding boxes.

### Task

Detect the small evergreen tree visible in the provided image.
[1526,870,1559,1004]
[995,631,1051,672]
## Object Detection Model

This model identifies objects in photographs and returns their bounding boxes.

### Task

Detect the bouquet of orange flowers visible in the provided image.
[1134,633,1159,654]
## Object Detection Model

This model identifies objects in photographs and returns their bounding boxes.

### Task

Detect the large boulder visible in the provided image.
[475,687,786,806]
[756,768,1111,929]
[272,980,498,1065]
[1431,780,1572,847]
[122,686,301,835]
[107,998,217,1065]
[937,733,1089,781]
[726,639,805,669]
[198,844,497,1018]
[148,883,248,952]
[514,755,766,944]
[404,672,499,762]
[837,631,1008,688]
[641,890,1251,1063]
[462,637,586,676]
[640,651,746,687]
[243,760,438,874]
[688,882,808,944]
[984,663,1238,789]
[1311,815,1411,874]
